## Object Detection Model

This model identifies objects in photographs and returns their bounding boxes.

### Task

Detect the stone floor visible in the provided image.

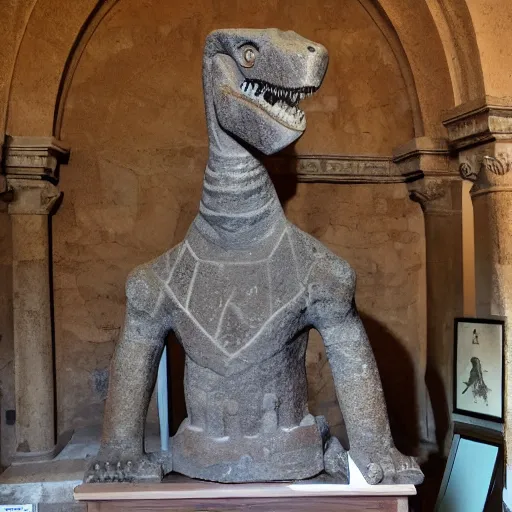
[0,424,162,510]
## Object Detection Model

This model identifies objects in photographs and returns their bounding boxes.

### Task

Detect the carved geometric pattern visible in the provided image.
[164,228,308,357]
[267,155,418,183]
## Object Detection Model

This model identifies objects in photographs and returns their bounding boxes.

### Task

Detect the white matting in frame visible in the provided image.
[454,318,504,422]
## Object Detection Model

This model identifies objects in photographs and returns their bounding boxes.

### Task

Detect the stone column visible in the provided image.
[458,148,512,317]
[1,136,69,461]
[394,137,464,454]
[410,177,463,452]
[444,100,512,505]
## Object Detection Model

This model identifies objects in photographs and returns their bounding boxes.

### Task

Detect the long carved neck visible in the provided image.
[194,55,285,249]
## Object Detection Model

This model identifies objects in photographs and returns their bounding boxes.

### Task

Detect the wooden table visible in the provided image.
[75,476,416,511]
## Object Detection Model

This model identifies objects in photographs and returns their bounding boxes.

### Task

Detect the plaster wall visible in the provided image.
[0,0,35,469]
[292,182,426,450]
[0,0,37,136]
[465,0,512,100]
[0,207,14,468]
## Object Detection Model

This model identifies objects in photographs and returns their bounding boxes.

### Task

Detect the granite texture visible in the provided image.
[85,28,423,486]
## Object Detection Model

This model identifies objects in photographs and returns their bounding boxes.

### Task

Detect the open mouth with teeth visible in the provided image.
[240,79,318,131]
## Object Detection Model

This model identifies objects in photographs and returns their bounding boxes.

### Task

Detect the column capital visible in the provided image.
[3,136,69,183]
[392,136,455,181]
[458,141,512,197]
[443,97,512,151]
[408,176,462,214]
[1,136,69,214]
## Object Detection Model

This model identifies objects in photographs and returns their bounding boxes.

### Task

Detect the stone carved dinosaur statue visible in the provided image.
[85,28,424,486]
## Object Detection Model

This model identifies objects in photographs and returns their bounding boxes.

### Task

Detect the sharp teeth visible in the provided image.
[240,80,307,129]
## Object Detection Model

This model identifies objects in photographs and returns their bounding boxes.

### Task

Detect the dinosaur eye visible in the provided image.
[241,45,257,68]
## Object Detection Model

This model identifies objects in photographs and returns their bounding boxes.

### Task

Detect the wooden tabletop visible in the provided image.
[74,476,416,502]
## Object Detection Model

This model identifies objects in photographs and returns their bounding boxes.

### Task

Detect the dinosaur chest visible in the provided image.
[166,231,307,356]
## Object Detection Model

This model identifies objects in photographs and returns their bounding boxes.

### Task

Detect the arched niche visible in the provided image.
[5,0,469,140]
[45,0,427,452]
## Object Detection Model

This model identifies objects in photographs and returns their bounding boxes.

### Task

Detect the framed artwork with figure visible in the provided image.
[453,317,505,423]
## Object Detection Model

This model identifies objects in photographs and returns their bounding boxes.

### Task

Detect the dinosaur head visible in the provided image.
[204,29,328,156]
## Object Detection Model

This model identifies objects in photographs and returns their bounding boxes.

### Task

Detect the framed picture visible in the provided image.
[454,317,505,422]
[435,433,502,512]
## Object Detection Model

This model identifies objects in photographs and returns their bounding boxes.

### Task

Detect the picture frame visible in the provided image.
[435,432,502,512]
[453,317,505,423]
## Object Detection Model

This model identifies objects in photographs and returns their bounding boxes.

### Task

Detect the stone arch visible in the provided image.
[4,0,481,143]
[356,0,424,136]
[46,0,437,444]
[5,0,98,136]
[369,0,456,136]
[423,0,485,104]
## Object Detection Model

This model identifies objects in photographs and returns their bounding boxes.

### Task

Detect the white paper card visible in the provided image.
[0,506,34,512]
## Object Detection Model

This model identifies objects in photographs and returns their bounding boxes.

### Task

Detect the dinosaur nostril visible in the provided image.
[307,46,316,53]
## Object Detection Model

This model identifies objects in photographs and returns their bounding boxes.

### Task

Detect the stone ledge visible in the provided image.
[269,154,423,183]
[0,460,85,504]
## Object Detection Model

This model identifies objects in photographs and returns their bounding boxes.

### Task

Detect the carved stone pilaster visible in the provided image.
[400,142,464,453]
[447,99,512,477]
[0,136,69,461]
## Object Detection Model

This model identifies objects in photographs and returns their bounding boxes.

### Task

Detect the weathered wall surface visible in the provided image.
[0,0,37,469]
[287,183,426,450]
[46,0,424,451]
[465,0,512,99]
[0,207,14,468]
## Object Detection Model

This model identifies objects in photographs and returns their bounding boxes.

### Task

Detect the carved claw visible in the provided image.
[366,462,384,485]
[84,453,162,483]
[350,447,423,485]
